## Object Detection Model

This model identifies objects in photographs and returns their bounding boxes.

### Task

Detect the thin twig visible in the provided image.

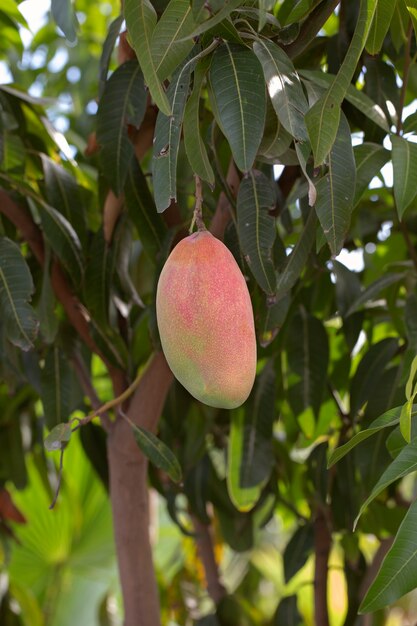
[189,175,206,233]
[49,446,65,510]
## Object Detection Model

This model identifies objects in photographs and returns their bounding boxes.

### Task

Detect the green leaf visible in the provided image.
[272,595,302,626]
[96,60,147,196]
[152,54,194,212]
[41,155,87,248]
[286,308,329,417]
[406,355,417,400]
[124,158,166,261]
[305,0,378,165]
[132,424,182,483]
[253,39,308,141]
[258,96,292,160]
[237,170,277,295]
[360,499,417,612]
[392,134,417,218]
[209,43,266,172]
[44,422,72,452]
[38,247,58,344]
[51,0,78,43]
[314,112,356,256]
[84,228,115,328]
[2,132,25,173]
[183,59,215,184]
[301,69,389,132]
[239,361,276,489]
[345,273,404,316]
[99,14,124,99]
[185,0,242,38]
[0,0,28,27]
[258,0,276,30]
[38,203,84,286]
[355,436,417,529]
[150,0,196,80]
[41,347,74,430]
[295,140,317,206]
[124,0,171,116]
[405,0,417,39]
[328,405,407,468]
[366,0,397,54]
[285,0,322,23]
[0,237,38,351]
[276,208,317,296]
[353,143,390,207]
[283,523,314,582]
[227,408,263,512]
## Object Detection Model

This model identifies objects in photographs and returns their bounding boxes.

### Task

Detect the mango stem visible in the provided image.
[190,174,206,233]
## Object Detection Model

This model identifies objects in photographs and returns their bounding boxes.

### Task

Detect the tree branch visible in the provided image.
[285,0,340,59]
[209,160,240,240]
[314,506,331,626]
[191,514,227,605]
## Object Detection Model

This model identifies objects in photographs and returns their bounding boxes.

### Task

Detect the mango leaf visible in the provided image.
[392,134,417,218]
[0,237,38,351]
[353,143,390,207]
[239,361,276,489]
[132,424,182,483]
[209,43,266,172]
[305,0,378,165]
[314,112,356,256]
[400,355,417,442]
[276,208,317,296]
[51,0,77,43]
[124,0,171,116]
[328,405,407,468]
[152,53,194,212]
[345,273,404,316]
[124,158,166,261]
[354,436,417,529]
[37,204,84,286]
[96,60,147,196]
[185,0,242,38]
[41,347,73,430]
[44,422,72,452]
[99,14,124,99]
[360,499,417,613]
[183,59,215,184]
[227,408,262,512]
[84,228,115,328]
[295,140,317,206]
[253,39,308,141]
[258,0,275,30]
[286,308,329,417]
[237,170,277,295]
[38,247,58,344]
[366,0,397,54]
[405,0,417,39]
[283,523,314,582]
[258,96,292,160]
[151,0,196,80]
[1,0,28,27]
[41,155,87,248]
[272,595,302,626]
[285,0,322,23]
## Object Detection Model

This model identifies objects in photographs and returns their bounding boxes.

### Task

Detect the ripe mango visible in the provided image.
[156,231,256,409]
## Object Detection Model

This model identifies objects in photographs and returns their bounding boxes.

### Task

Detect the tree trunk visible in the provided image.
[107,353,173,626]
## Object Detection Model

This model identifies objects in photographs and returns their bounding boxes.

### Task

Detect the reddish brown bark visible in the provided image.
[314,507,331,626]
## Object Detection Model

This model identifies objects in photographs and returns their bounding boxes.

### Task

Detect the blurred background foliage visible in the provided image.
[1,1,417,625]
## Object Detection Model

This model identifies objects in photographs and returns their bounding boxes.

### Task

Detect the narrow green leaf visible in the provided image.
[400,399,413,443]
[360,499,417,613]
[41,347,73,430]
[405,0,417,40]
[258,97,292,160]
[239,361,276,489]
[237,170,277,295]
[51,0,78,43]
[151,0,196,80]
[209,43,266,172]
[305,0,378,165]
[99,14,124,99]
[286,308,329,417]
[366,0,397,54]
[124,0,171,115]
[355,436,417,529]
[132,424,182,482]
[41,155,87,248]
[345,273,404,316]
[38,204,84,286]
[301,69,389,132]
[295,140,317,206]
[38,247,58,344]
[392,134,417,218]
[227,408,262,512]
[285,0,322,23]
[1,0,28,27]
[0,237,38,351]
[84,229,115,328]
[353,143,390,207]
[272,595,302,626]
[96,60,147,196]
[314,113,356,256]
[258,0,276,31]
[124,158,166,260]
[328,405,407,468]
[185,0,242,38]
[406,355,417,400]
[276,208,317,296]
[253,39,308,141]
[3,132,25,173]
[183,59,215,184]
[283,523,314,582]
[44,422,72,452]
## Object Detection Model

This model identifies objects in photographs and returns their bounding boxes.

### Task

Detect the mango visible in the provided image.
[156,230,256,409]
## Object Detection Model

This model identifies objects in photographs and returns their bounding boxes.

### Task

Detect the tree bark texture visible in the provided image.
[107,352,173,626]
[314,507,331,626]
